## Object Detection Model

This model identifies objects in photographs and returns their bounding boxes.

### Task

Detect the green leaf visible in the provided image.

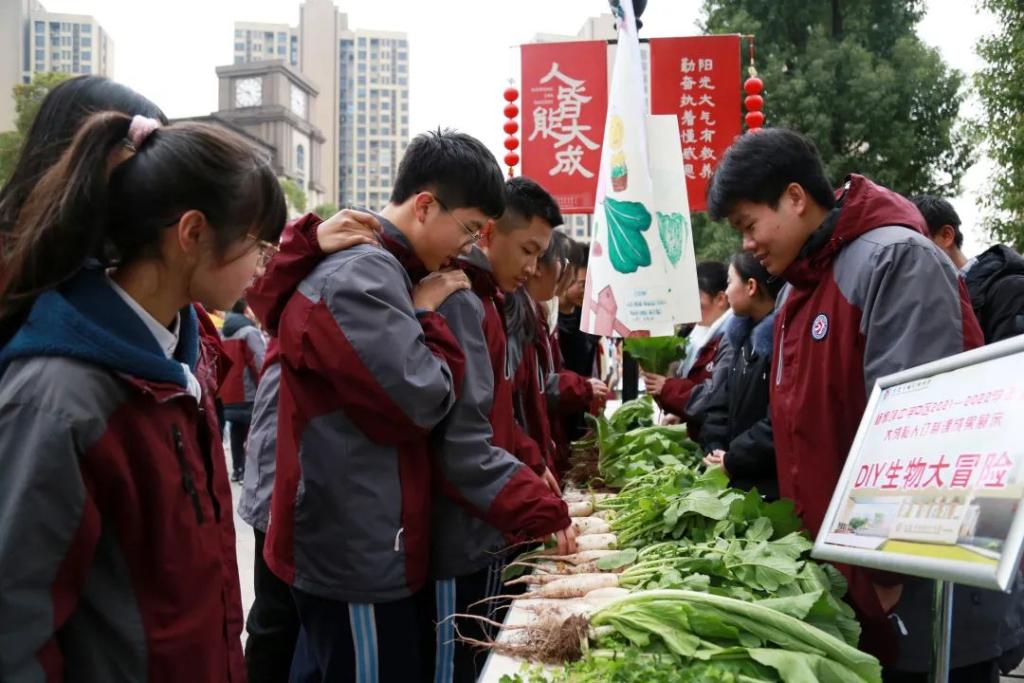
[761,498,802,538]
[656,211,687,267]
[604,196,653,274]
[745,518,774,542]
[596,548,639,570]
[624,336,686,375]
[755,591,825,621]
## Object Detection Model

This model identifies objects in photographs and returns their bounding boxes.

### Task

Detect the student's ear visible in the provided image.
[936,225,957,250]
[477,220,497,248]
[413,192,435,224]
[783,182,808,216]
[715,291,729,309]
[746,278,759,299]
[175,210,207,263]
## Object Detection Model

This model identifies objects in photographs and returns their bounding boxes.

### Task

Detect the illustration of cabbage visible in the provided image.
[604,197,652,274]
[657,211,687,267]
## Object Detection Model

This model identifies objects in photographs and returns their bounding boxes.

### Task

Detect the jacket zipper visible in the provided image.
[775,320,786,387]
[172,424,205,524]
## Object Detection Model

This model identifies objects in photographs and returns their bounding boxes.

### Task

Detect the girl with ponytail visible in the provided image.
[0,111,286,681]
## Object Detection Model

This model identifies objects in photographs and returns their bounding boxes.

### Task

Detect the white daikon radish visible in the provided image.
[567,500,593,517]
[570,517,612,536]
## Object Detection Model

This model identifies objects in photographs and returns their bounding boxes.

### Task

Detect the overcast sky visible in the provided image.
[38,0,995,253]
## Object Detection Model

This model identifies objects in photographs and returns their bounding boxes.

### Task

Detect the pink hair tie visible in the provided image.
[126,115,161,151]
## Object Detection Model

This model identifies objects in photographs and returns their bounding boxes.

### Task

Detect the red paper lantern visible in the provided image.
[744,76,763,95]
[744,94,764,112]
[745,111,765,129]
[503,83,521,177]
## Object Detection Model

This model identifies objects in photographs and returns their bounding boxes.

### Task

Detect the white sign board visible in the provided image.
[580,1,700,338]
[813,336,1024,591]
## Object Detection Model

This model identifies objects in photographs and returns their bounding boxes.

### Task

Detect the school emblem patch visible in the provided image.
[811,313,829,341]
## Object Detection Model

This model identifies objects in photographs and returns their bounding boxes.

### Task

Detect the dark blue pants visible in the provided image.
[427,559,511,683]
[289,587,424,683]
[244,529,299,683]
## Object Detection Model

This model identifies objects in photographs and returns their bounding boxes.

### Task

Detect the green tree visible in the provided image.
[701,0,974,197]
[976,0,1024,250]
[313,202,338,219]
[279,177,308,214]
[692,213,740,262]
[0,71,71,185]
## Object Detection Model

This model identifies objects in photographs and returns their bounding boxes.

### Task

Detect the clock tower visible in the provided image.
[211,60,326,209]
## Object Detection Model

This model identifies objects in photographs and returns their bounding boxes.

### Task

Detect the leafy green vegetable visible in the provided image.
[501,649,765,682]
[624,336,686,375]
[590,590,881,683]
[605,196,653,274]
[596,424,700,488]
[608,395,656,432]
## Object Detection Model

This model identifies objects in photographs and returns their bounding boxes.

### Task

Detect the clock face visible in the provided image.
[235,77,262,107]
[290,84,307,117]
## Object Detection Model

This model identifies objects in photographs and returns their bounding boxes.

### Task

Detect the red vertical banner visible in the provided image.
[521,41,608,214]
[649,36,742,212]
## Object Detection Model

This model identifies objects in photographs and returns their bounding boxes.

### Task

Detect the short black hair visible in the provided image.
[696,260,728,296]
[498,176,563,232]
[910,194,963,249]
[707,128,836,220]
[730,252,784,301]
[390,128,505,218]
[231,299,249,314]
[569,240,590,270]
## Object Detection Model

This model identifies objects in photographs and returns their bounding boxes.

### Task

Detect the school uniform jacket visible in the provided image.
[0,270,245,682]
[539,312,594,475]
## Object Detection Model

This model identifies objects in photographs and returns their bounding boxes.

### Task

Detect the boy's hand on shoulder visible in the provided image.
[413,271,470,311]
[316,208,381,253]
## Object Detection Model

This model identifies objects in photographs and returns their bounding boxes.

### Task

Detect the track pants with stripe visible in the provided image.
[289,587,424,683]
[429,558,515,683]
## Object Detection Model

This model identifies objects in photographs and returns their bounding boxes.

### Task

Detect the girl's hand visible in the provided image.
[703,450,727,475]
[642,372,667,397]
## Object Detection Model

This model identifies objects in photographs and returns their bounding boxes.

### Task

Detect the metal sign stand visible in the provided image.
[930,580,953,683]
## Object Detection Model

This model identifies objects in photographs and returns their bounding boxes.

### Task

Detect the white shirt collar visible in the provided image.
[106,274,180,359]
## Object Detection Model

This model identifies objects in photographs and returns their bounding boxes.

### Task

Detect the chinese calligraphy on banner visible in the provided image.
[521,41,608,214]
[649,36,742,212]
[814,346,1024,590]
[520,35,742,214]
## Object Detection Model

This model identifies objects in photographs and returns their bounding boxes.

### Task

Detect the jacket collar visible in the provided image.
[458,246,502,302]
[0,268,199,388]
[725,309,777,358]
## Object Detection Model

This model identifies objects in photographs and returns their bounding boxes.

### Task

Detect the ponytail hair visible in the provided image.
[0,111,286,339]
[730,251,784,302]
[0,75,166,238]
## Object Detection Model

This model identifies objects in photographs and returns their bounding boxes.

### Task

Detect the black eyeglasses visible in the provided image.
[435,196,482,245]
